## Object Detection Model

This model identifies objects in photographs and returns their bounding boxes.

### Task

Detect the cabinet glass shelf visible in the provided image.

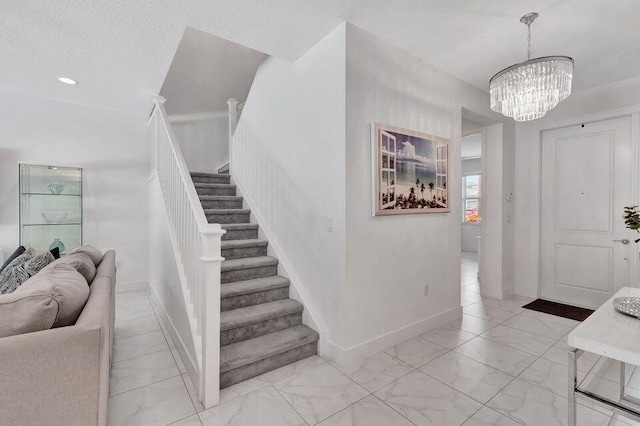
[22,223,82,227]
[22,193,82,197]
[19,164,83,254]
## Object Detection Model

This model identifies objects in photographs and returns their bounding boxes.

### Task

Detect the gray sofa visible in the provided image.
[0,250,116,426]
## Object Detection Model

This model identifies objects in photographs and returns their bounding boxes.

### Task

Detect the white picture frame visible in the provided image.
[372,122,450,216]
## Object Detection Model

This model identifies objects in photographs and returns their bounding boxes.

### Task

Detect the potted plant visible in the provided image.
[623,206,640,243]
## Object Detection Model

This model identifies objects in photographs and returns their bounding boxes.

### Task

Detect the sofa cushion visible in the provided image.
[0,246,26,273]
[50,252,97,284]
[0,263,89,337]
[0,251,54,295]
[70,245,103,267]
[15,263,90,328]
[0,291,58,338]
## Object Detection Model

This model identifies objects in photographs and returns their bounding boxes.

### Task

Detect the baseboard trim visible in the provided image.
[325,305,462,369]
[147,284,199,380]
[147,170,158,183]
[481,287,503,300]
[502,286,515,299]
[115,281,149,293]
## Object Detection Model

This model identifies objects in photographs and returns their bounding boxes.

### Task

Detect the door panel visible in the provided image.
[555,133,613,232]
[554,244,612,292]
[540,117,632,308]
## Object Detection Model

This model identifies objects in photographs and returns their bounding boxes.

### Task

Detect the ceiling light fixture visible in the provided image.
[58,77,78,85]
[489,12,573,121]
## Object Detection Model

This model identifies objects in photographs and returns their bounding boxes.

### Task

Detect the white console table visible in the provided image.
[568,287,640,425]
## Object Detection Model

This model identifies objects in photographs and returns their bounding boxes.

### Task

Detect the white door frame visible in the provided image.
[540,117,633,307]
[519,106,640,299]
[461,108,515,301]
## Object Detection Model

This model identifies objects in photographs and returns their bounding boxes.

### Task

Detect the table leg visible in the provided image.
[621,361,627,400]
[569,349,578,426]
[619,362,640,406]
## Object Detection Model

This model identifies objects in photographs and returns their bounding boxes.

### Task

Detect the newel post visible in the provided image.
[227,98,239,174]
[149,96,166,173]
[148,111,158,173]
[198,225,226,408]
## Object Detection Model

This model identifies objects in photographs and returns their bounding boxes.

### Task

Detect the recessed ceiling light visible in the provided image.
[58,77,78,85]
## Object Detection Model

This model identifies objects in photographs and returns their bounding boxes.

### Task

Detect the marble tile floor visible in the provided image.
[108,255,639,426]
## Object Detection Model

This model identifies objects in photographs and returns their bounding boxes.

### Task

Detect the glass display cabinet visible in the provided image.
[19,164,82,254]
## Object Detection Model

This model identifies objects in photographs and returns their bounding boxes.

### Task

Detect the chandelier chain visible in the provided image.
[527,22,532,60]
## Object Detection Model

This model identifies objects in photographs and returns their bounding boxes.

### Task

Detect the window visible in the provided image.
[463,175,481,223]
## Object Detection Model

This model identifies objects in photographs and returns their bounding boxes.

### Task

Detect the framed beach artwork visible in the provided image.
[372,122,450,216]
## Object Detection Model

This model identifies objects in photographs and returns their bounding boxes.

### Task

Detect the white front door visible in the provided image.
[540,116,633,309]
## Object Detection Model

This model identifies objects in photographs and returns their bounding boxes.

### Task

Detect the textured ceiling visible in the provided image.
[160,28,264,115]
[2,0,640,116]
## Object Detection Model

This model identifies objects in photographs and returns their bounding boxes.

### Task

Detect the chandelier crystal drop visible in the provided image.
[489,12,574,122]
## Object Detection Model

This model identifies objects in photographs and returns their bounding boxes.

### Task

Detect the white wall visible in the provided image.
[461,133,482,159]
[148,176,197,371]
[462,158,481,252]
[462,225,481,252]
[170,113,229,173]
[501,122,516,296]
[343,24,508,361]
[232,23,513,366]
[461,158,481,176]
[0,93,148,285]
[479,124,517,299]
[514,76,640,298]
[462,118,483,137]
[232,25,347,351]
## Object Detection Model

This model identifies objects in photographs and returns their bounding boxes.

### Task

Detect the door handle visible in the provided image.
[613,239,631,245]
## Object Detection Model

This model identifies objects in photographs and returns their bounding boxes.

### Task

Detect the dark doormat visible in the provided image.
[522,299,594,322]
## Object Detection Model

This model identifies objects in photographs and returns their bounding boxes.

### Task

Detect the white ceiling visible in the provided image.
[3,0,640,116]
[160,28,264,115]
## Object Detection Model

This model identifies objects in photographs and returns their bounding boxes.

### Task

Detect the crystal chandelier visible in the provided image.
[489,12,574,121]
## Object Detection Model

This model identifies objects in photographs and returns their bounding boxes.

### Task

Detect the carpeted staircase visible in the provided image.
[191,172,319,389]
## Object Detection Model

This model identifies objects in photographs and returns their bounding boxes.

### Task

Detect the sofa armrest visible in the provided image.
[0,325,101,426]
[76,254,115,426]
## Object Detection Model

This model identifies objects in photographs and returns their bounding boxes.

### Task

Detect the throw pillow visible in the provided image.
[0,246,26,274]
[0,248,34,294]
[50,247,60,260]
[49,252,96,284]
[0,250,54,295]
[11,263,90,330]
[69,245,103,267]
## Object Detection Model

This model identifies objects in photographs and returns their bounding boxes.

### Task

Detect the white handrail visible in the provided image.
[149,96,225,408]
[155,98,209,231]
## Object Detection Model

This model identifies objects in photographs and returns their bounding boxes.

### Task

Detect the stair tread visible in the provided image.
[190,172,229,178]
[198,195,243,201]
[220,325,319,373]
[221,276,290,298]
[191,174,317,379]
[195,183,236,188]
[221,299,303,331]
[204,208,251,214]
[221,223,258,230]
[222,256,278,272]
[222,239,268,249]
